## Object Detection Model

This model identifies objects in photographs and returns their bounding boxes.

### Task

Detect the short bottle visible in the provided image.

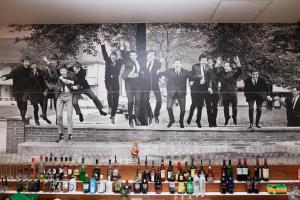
[69,175,77,192]
[228,176,234,194]
[186,175,194,195]
[97,175,106,193]
[82,173,90,193]
[246,173,253,194]
[90,174,97,194]
[220,172,227,194]
[141,172,148,194]
[155,172,162,194]
[262,159,269,182]
[169,172,176,194]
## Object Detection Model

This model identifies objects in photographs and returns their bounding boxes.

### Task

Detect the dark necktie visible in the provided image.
[292,98,296,109]
[147,62,152,72]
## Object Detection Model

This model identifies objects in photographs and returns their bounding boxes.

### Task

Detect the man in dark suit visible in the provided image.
[158,58,191,128]
[144,50,162,124]
[101,39,129,124]
[122,50,145,128]
[214,56,242,126]
[1,56,32,124]
[187,54,213,128]
[54,64,78,142]
[286,87,300,127]
[244,69,270,128]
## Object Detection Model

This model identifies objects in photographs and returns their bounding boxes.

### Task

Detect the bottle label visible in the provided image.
[169,182,176,189]
[69,179,76,191]
[167,171,173,179]
[134,183,140,190]
[83,183,89,190]
[161,170,165,179]
[90,182,96,193]
[207,176,214,183]
[263,168,269,179]
[97,181,106,193]
[237,168,243,175]
[191,169,196,177]
[186,183,194,193]
[142,183,148,190]
[178,182,185,193]
[151,173,155,182]
[62,181,68,190]
[68,169,73,176]
[242,167,248,175]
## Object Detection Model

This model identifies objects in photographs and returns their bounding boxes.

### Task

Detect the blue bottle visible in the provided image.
[228,176,234,194]
[90,174,97,194]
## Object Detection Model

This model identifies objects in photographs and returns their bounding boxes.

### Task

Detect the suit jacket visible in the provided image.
[28,68,46,94]
[244,77,269,102]
[159,68,191,98]
[54,71,77,98]
[74,69,90,90]
[286,95,300,119]
[101,45,127,87]
[190,63,211,90]
[214,67,242,97]
[144,59,161,90]
[122,59,145,81]
[3,65,32,97]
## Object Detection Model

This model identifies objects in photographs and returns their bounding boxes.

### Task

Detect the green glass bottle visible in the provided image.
[186,175,194,194]
[79,158,86,181]
[83,173,90,193]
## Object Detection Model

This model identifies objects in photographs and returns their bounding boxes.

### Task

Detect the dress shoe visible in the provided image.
[196,121,202,128]
[224,117,230,126]
[135,119,142,126]
[79,113,84,122]
[67,134,73,142]
[179,121,184,128]
[187,118,192,125]
[35,120,40,126]
[56,133,64,143]
[41,114,51,124]
[155,116,159,124]
[148,117,152,125]
[129,119,134,128]
[110,116,115,124]
[233,117,237,125]
[255,123,262,128]
[99,110,107,116]
[167,121,175,128]
[248,124,253,129]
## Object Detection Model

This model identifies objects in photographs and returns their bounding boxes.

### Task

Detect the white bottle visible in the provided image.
[199,172,206,198]
[69,176,77,192]
[97,175,106,193]
[193,175,200,196]
[106,180,113,193]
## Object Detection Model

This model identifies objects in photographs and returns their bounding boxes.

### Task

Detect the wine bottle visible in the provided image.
[150,160,156,182]
[220,172,227,194]
[136,157,142,180]
[207,160,214,183]
[190,157,197,180]
[133,168,141,194]
[228,176,234,194]
[169,172,176,194]
[254,158,260,181]
[262,159,269,182]
[79,158,86,181]
[167,160,173,182]
[236,158,243,181]
[67,157,73,177]
[112,155,120,181]
[83,173,90,193]
[93,159,100,181]
[253,175,259,194]
[160,158,166,182]
[155,172,162,194]
[62,167,69,193]
[222,159,227,177]
[227,160,233,178]
[144,156,150,182]
[186,175,194,195]
[141,171,148,194]
[177,162,185,194]
[183,161,190,181]
[246,172,253,194]
[107,159,113,181]
[242,158,248,181]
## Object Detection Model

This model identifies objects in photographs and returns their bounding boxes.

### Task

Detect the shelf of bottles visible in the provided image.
[0,154,299,199]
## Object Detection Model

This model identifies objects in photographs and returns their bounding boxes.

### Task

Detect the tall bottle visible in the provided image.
[16,167,23,192]
[177,162,185,194]
[206,160,214,183]
[253,172,260,194]
[227,160,233,178]
[73,159,80,179]
[141,171,148,194]
[222,160,227,178]
[136,157,142,180]
[155,172,162,194]
[79,158,86,181]
[133,168,141,194]
[82,173,90,193]
[59,157,64,180]
[107,159,113,181]
[160,158,166,182]
[236,158,243,181]
[144,156,150,182]
[262,159,269,182]
[199,171,206,197]
[254,158,260,181]
[112,155,120,181]
[190,157,197,179]
[186,175,194,195]
[183,161,190,181]
[150,160,156,182]
[93,159,100,181]
[167,160,173,182]
[62,167,69,193]
[242,158,248,181]
[67,157,73,178]
[90,174,97,194]
[97,174,106,193]
[169,172,176,194]
[38,156,45,191]
[220,172,227,194]
[228,176,234,194]
[246,172,253,194]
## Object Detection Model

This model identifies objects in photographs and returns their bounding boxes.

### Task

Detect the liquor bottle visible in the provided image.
[144,156,150,182]
[236,158,243,181]
[90,174,97,194]
[48,173,54,192]
[246,172,253,193]
[53,157,58,175]
[253,174,260,194]
[141,171,148,194]
[93,159,100,181]
[136,157,142,180]
[169,172,176,194]
[150,160,156,182]
[67,157,73,178]
[220,172,227,194]
[97,174,106,193]
[133,168,141,194]
[123,180,131,194]
[190,157,197,179]
[73,159,80,179]
[242,158,248,181]
[254,158,260,181]
[262,159,269,182]
[64,157,68,173]
[3,176,8,191]
[48,156,53,175]
[155,172,162,194]
[227,160,233,178]
[199,171,206,197]
[228,176,234,194]
[113,179,122,193]
[69,175,77,192]
[206,160,214,183]
[167,160,173,182]
[177,162,184,182]
[186,175,194,195]
[107,159,113,181]
[193,173,200,195]
[16,167,23,192]
[183,161,190,181]
[62,167,69,193]
[29,157,36,192]
[23,164,29,192]
[83,173,90,193]
[112,155,120,181]
[54,174,61,192]
[79,158,86,181]
[38,156,45,191]
[160,158,166,182]
[59,157,64,180]
[106,178,113,193]
[221,160,227,178]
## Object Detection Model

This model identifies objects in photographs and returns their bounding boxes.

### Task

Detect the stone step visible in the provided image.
[18,141,300,165]
[24,125,300,143]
